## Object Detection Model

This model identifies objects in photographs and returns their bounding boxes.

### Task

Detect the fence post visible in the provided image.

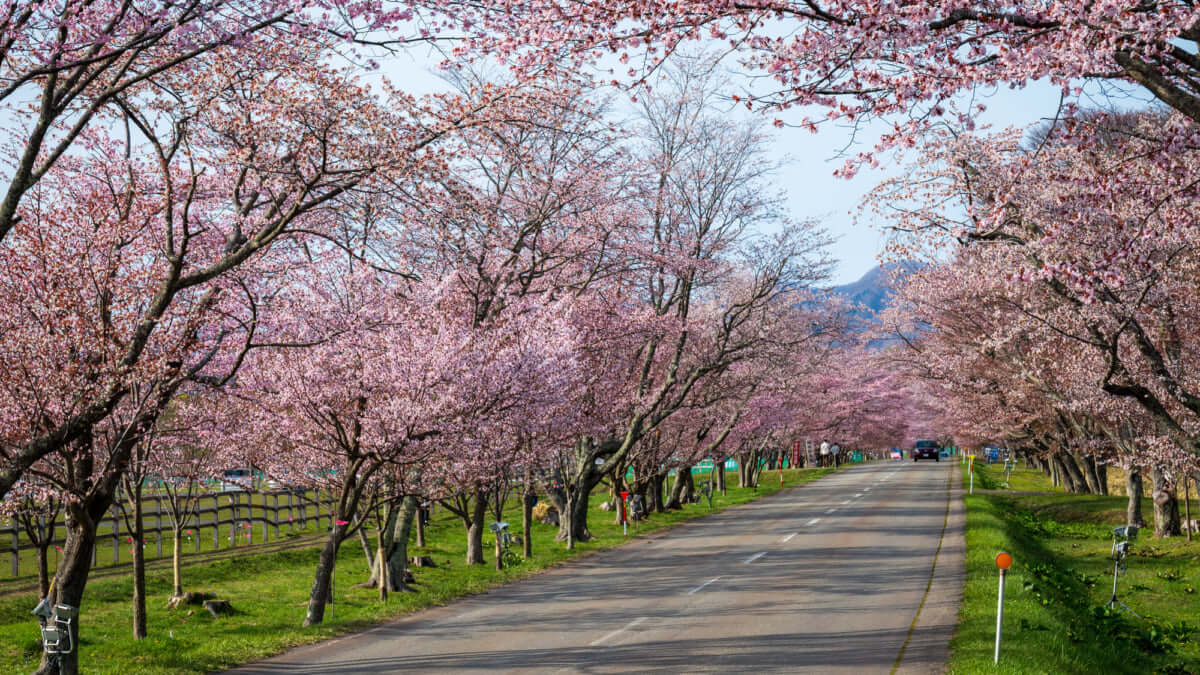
[10,528,18,577]
[212,496,219,550]
[324,490,332,529]
[112,512,120,565]
[273,494,280,539]
[155,496,163,558]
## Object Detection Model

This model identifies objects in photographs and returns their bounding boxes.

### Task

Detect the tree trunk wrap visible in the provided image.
[172,529,184,598]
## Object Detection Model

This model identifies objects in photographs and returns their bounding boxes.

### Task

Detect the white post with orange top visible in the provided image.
[994,552,1012,664]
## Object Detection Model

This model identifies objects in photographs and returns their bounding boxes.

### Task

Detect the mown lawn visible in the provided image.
[950,462,1200,674]
[0,467,836,674]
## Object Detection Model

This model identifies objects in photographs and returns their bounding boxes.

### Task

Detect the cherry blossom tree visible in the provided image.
[871,115,1200,534]
[459,1,1200,173]
[0,0,427,246]
[218,263,577,624]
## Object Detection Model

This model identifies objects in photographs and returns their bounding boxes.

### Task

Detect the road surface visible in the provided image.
[231,460,965,674]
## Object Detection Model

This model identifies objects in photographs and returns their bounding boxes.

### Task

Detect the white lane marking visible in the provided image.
[743,551,766,564]
[687,577,722,595]
[864,487,872,491]
[590,617,647,645]
[840,500,851,505]
[825,508,836,514]
[781,532,798,542]
[806,518,821,526]
[854,493,863,498]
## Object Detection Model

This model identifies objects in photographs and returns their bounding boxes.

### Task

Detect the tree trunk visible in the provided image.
[375,531,388,602]
[36,543,50,599]
[663,468,686,510]
[361,502,397,588]
[1079,454,1103,494]
[415,502,426,548]
[465,490,488,565]
[549,464,602,545]
[35,501,102,675]
[737,456,749,487]
[1150,467,1182,538]
[1056,453,1088,493]
[357,525,374,571]
[389,496,417,592]
[716,462,726,495]
[130,498,147,640]
[522,489,533,559]
[1184,478,1192,543]
[303,525,345,626]
[1126,468,1146,528]
[650,472,666,513]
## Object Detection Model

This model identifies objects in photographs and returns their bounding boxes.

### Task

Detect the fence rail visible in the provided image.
[2,490,337,579]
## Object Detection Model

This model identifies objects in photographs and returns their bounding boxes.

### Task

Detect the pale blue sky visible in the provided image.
[379,48,1071,285]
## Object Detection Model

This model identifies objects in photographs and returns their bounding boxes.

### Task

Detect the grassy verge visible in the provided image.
[950,462,1200,674]
[0,466,837,674]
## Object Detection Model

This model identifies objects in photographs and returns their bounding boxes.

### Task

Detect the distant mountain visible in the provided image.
[832,262,920,320]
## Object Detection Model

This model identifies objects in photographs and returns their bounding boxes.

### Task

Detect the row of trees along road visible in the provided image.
[6,1,1200,673]
[869,109,1200,539]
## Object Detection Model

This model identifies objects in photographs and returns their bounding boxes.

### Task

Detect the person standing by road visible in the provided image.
[831,443,841,468]
[820,441,831,467]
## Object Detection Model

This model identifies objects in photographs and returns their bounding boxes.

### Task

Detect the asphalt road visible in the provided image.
[230,459,965,674]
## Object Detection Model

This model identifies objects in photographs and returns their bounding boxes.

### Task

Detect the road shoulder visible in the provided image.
[895,461,966,674]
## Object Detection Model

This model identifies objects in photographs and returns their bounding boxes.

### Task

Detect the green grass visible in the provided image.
[0,467,837,674]
[951,463,1200,674]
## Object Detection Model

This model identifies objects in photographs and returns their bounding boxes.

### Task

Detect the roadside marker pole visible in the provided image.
[994,552,1012,664]
[619,491,630,537]
[969,455,975,494]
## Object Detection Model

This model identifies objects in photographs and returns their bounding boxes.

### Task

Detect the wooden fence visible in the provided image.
[2,490,337,578]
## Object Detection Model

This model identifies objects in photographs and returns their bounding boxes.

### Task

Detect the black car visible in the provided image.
[913,440,940,462]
